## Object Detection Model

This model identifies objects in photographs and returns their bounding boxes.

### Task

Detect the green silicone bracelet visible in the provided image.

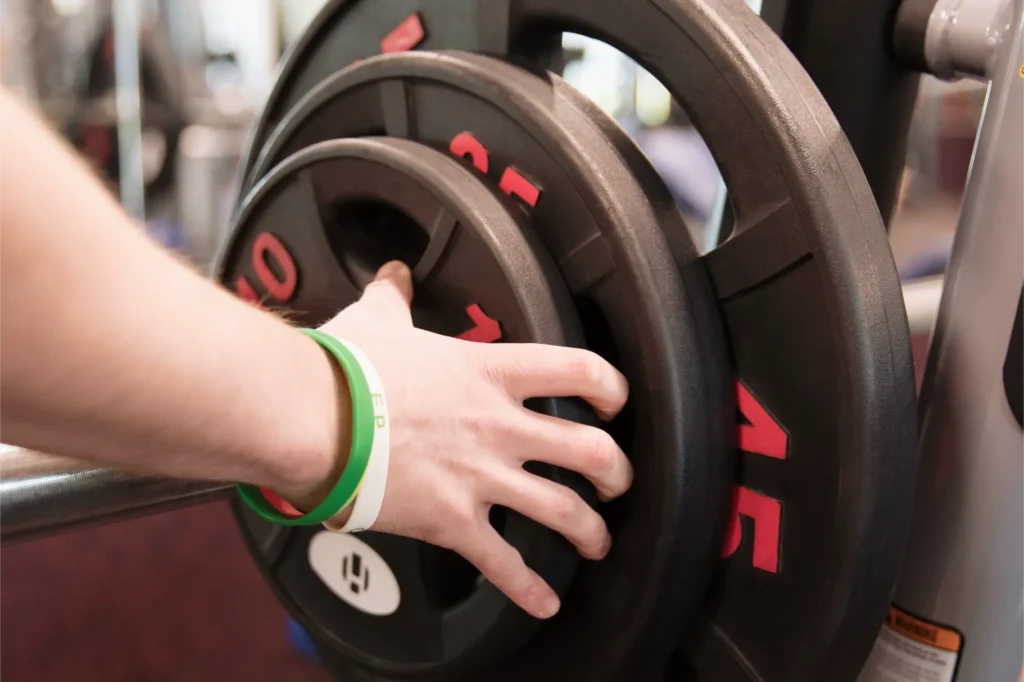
[236,329,376,526]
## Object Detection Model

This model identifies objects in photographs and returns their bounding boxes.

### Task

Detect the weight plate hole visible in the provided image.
[326,200,429,288]
[560,33,731,252]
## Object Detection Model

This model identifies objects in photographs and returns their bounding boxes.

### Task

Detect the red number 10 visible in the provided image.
[234,232,298,305]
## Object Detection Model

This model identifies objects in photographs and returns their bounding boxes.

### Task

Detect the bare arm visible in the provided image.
[0,87,340,504]
[0,87,635,619]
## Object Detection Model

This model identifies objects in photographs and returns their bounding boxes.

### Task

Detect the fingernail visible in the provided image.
[377,261,410,279]
[599,533,613,559]
[539,593,561,619]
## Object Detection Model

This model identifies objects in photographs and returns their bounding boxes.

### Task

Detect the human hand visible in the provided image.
[317,261,632,619]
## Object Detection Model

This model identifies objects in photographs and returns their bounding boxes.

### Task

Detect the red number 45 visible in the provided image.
[721,382,788,574]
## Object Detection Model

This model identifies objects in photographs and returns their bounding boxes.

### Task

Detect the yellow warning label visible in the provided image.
[885,606,963,653]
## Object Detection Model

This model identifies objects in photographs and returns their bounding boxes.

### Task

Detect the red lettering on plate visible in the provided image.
[381,14,425,53]
[251,232,297,302]
[234,276,260,304]
[456,304,502,343]
[736,381,788,460]
[721,486,782,573]
[449,132,489,173]
[498,168,541,207]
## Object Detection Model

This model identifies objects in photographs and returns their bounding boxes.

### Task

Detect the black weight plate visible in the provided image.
[222,136,597,676]
[237,53,734,682]
[236,1,919,679]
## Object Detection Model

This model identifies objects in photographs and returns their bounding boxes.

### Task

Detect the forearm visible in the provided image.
[0,88,340,501]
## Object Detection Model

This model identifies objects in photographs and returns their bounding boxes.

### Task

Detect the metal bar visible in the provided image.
[0,447,231,545]
[113,0,146,219]
[923,0,1014,79]
[775,0,921,227]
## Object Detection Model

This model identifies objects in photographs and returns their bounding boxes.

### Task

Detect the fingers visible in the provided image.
[358,261,413,324]
[488,470,611,561]
[509,411,632,501]
[486,345,628,420]
[457,524,561,619]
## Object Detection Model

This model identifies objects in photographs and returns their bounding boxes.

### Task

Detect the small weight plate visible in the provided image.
[236,2,919,677]
[233,53,734,682]
[222,136,595,675]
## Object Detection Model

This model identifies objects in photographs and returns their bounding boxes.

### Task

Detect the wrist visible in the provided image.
[263,333,353,510]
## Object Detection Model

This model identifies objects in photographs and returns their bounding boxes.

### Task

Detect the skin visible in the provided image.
[0,87,633,619]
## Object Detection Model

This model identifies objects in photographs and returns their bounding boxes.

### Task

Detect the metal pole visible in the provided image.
[0,447,231,545]
[860,1,1023,678]
[896,0,1015,80]
[113,0,146,219]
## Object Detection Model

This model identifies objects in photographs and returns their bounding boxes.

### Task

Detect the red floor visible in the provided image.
[0,501,332,682]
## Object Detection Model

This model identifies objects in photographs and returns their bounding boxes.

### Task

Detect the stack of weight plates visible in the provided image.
[216,2,918,680]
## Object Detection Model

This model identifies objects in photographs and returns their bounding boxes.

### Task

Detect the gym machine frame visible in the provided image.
[860,0,1023,679]
[1,0,1020,679]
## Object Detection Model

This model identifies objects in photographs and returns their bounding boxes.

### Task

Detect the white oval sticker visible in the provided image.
[308,531,401,616]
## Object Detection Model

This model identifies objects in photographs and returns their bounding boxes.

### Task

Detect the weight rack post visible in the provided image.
[0,446,231,545]
[113,0,146,220]
[860,2,1023,677]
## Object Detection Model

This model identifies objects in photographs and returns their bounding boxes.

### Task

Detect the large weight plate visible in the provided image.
[222,122,731,681]
[235,1,918,679]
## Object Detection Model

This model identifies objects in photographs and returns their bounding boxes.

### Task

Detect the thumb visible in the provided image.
[358,261,414,324]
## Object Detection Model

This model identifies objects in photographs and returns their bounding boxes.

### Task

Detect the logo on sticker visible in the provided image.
[308,532,401,616]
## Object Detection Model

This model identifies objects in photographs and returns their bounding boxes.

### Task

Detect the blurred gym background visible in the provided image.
[0,1,982,679]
